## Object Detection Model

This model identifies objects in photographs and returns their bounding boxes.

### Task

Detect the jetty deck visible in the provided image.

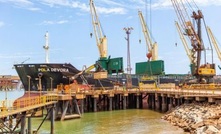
[1,87,221,134]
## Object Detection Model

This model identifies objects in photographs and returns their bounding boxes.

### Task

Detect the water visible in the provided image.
[0,91,186,134]
[31,109,185,134]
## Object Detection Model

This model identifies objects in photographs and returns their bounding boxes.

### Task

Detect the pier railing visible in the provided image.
[0,94,58,112]
[2,85,221,113]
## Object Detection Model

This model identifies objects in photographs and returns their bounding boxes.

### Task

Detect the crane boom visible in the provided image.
[175,21,193,63]
[138,10,158,61]
[89,0,107,59]
[171,0,202,71]
[207,26,221,61]
[171,0,215,83]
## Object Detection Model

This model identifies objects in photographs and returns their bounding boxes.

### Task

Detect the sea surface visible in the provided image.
[0,90,186,134]
[32,109,186,134]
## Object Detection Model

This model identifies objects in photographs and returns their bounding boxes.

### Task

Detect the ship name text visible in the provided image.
[38,68,69,72]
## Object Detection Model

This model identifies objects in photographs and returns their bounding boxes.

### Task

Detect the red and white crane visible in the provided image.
[138,10,158,61]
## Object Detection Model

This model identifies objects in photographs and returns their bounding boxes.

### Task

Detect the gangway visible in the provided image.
[0,94,58,134]
[0,94,57,117]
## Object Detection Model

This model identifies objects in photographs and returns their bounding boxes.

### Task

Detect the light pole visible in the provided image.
[38,73,43,99]
[123,27,133,88]
[27,75,31,105]
[50,77,53,92]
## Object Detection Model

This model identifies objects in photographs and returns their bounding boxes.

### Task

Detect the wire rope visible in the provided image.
[190,0,200,10]
[203,17,214,64]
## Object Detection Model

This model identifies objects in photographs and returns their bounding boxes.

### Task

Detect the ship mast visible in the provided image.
[43,31,49,63]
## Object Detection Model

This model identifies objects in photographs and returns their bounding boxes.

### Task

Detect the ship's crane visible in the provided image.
[89,0,107,60]
[171,0,215,83]
[138,10,158,61]
[207,26,221,69]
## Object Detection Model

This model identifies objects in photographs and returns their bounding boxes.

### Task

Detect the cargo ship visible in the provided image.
[14,63,139,91]
[14,63,79,91]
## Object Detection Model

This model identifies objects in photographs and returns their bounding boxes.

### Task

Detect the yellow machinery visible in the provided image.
[60,62,108,93]
[138,10,158,61]
[171,0,216,84]
[72,62,107,81]
[84,63,107,79]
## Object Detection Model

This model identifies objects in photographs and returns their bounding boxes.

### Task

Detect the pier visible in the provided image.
[1,86,221,134]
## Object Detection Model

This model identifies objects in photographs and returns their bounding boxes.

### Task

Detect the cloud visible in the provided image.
[151,0,221,9]
[39,0,89,11]
[126,0,221,11]
[39,0,126,15]
[39,0,70,7]
[101,0,126,7]
[0,0,126,15]
[40,20,69,25]
[193,0,221,6]
[71,1,89,12]
[152,0,172,9]
[93,0,127,14]
[27,7,41,11]
[1,0,221,14]
[96,7,126,14]
[57,20,68,24]
[0,21,5,27]
[0,0,33,6]
[0,0,41,11]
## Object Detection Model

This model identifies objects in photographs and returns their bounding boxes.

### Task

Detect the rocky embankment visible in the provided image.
[162,102,221,134]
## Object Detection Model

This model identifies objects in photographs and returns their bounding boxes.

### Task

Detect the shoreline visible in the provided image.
[162,102,221,133]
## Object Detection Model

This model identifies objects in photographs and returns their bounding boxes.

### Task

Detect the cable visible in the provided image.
[145,0,147,27]
[184,0,194,12]
[203,17,214,64]
[138,10,142,44]
[149,0,151,35]
[190,0,199,10]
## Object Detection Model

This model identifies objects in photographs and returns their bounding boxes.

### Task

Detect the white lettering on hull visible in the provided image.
[38,68,69,73]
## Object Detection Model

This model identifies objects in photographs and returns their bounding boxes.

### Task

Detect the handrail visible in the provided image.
[0,94,58,112]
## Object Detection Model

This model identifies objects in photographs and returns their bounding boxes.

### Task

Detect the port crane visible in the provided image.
[135,10,164,76]
[89,0,108,62]
[207,26,221,69]
[138,10,158,61]
[89,0,109,79]
[89,0,123,75]
[171,0,216,83]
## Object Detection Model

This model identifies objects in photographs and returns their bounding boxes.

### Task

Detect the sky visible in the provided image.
[0,0,221,76]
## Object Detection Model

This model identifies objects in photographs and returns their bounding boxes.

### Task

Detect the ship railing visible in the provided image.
[0,94,58,112]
